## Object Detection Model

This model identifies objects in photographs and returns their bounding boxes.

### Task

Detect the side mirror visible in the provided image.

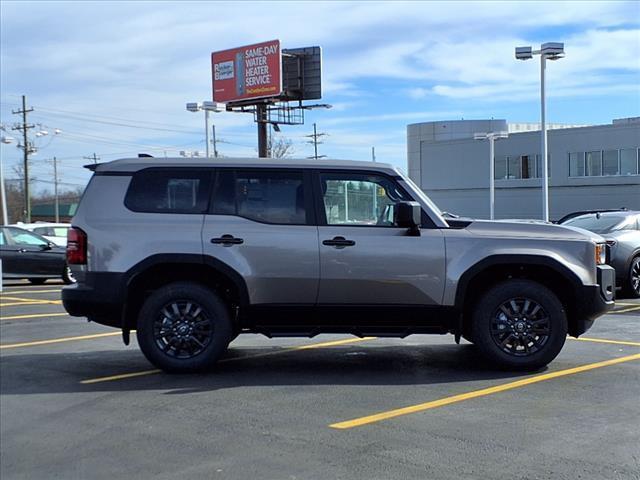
[394,201,422,236]
[40,242,53,251]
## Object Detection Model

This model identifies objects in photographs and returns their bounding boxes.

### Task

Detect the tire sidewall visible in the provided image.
[472,280,567,370]
[136,282,233,373]
[626,256,640,298]
[62,264,76,285]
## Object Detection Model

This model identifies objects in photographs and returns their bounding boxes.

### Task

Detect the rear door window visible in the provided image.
[210,170,308,225]
[125,169,212,214]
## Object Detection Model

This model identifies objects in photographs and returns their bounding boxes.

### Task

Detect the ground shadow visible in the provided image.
[1,343,544,396]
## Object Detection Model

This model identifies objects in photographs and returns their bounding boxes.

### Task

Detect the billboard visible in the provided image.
[212,40,282,104]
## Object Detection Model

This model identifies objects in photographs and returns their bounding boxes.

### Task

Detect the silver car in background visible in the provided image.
[561,210,640,298]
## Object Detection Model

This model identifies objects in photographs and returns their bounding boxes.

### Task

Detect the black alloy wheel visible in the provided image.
[472,280,567,370]
[490,298,550,356]
[136,282,233,373]
[152,300,213,359]
[628,256,640,298]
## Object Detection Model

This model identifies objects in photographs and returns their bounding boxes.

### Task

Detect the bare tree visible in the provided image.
[268,136,295,159]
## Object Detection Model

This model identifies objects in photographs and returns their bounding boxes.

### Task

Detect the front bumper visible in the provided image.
[571,265,615,336]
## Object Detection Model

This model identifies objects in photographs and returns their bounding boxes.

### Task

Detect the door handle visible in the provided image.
[322,236,356,248]
[211,234,244,246]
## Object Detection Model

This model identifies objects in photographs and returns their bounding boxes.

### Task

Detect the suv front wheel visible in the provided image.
[136,282,233,373]
[472,280,567,371]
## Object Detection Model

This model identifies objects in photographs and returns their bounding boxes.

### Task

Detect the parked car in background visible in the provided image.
[560,210,640,298]
[0,226,75,284]
[10,222,71,246]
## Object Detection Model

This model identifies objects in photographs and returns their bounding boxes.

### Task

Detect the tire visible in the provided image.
[624,256,640,299]
[471,280,567,371]
[62,264,76,285]
[28,278,47,285]
[136,281,233,373]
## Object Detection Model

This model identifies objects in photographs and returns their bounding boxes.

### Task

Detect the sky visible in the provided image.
[1,0,639,193]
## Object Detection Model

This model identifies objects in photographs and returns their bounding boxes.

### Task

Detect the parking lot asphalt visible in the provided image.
[1,281,639,480]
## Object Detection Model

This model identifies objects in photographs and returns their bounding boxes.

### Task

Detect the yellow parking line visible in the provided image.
[0,332,121,349]
[81,368,161,384]
[329,353,640,429]
[0,296,62,307]
[611,305,640,314]
[0,312,69,321]
[1,301,56,307]
[572,337,640,347]
[0,289,61,295]
[81,337,376,384]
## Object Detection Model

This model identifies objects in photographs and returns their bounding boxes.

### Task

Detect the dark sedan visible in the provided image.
[0,226,74,285]
[560,211,640,298]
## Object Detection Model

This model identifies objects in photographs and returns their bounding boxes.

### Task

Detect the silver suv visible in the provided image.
[62,158,615,372]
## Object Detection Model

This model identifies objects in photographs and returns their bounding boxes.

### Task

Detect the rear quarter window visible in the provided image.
[125,169,212,214]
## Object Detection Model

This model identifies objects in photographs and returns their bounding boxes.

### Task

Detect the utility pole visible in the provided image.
[371,146,376,162]
[83,153,99,164]
[12,95,34,222]
[53,157,59,223]
[305,123,327,160]
[212,124,219,158]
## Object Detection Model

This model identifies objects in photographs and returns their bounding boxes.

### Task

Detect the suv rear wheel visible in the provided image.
[472,280,567,370]
[136,281,233,373]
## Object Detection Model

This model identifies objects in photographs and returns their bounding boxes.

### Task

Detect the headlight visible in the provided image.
[595,243,607,265]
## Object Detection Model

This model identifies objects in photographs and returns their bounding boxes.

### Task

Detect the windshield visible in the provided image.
[399,175,444,217]
[563,214,627,234]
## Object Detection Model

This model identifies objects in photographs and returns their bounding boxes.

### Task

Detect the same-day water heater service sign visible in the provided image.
[212,39,282,103]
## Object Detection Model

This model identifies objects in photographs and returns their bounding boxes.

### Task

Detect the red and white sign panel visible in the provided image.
[212,39,282,103]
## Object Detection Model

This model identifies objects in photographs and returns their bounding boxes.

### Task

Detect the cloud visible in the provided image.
[1,0,638,186]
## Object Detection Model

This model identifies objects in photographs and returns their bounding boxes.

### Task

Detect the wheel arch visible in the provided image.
[455,255,584,338]
[122,254,249,330]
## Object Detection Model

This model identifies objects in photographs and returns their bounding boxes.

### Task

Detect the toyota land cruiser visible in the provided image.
[62,158,615,372]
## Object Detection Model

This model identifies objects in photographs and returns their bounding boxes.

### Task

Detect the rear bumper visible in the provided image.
[571,265,615,336]
[62,272,125,328]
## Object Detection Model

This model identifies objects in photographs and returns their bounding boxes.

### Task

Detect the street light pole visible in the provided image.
[489,135,495,220]
[186,101,223,159]
[204,109,210,158]
[475,131,509,220]
[515,42,564,222]
[540,54,549,222]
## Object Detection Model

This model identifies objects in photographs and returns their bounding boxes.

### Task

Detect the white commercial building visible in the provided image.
[407,118,640,220]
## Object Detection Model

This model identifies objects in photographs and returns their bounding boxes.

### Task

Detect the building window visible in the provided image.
[494,156,507,180]
[569,152,585,177]
[507,156,521,179]
[521,155,535,179]
[586,151,602,176]
[602,150,619,176]
[620,148,639,175]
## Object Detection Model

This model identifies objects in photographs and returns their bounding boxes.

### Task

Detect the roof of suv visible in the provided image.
[93,157,398,174]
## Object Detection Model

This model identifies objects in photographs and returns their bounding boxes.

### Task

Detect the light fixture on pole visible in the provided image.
[515,42,565,222]
[474,131,509,220]
[186,101,223,158]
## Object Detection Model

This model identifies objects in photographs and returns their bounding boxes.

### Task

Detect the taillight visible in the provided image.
[67,227,87,265]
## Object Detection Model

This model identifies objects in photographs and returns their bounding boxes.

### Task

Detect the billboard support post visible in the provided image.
[257,104,268,158]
